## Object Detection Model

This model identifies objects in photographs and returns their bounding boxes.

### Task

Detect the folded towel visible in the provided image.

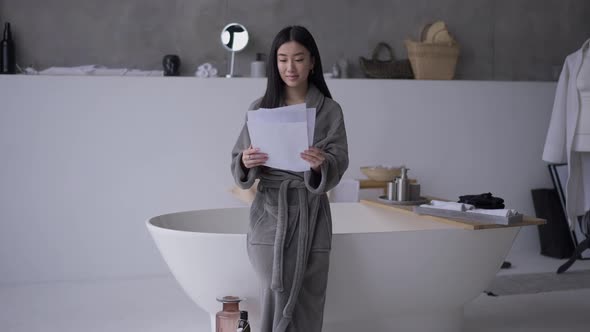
[466,208,518,218]
[125,69,155,76]
[37,65,163,77]
[421,201,474,212]
[38,66,95,76]
[92,68,128,76]
[148,70,164,76]
[24,67,39,75]
[428,200,474,211]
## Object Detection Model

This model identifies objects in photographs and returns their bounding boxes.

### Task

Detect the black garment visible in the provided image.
[458,192,505,209]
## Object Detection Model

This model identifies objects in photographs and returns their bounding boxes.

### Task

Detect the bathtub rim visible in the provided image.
[146,213,472,238]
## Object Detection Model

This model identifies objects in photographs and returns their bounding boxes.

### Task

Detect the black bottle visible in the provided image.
[236,310,250,332]
[1,22,16,74]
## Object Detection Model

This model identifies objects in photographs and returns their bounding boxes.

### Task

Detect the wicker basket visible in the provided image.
[360,166,402,181]
[404,40,460,80]
[359,42,413,79]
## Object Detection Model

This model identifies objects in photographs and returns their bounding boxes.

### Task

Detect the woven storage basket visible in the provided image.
[404,40,459,80]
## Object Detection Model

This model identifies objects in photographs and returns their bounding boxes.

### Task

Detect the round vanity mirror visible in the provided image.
[220,23,249,77]
[221,23,249,52]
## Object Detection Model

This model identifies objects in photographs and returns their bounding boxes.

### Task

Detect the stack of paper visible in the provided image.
[247,103,316,172]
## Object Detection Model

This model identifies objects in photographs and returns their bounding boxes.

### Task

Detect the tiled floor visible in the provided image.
[1,252,589,332]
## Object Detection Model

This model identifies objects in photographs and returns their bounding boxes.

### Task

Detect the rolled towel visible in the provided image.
[208,67,218,77]
[466,209,518,218]
[195,68,209,78]
[198,62,213,71]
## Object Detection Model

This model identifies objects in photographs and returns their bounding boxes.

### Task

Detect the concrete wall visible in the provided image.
[0,75,555,284]
[0,0,588,80]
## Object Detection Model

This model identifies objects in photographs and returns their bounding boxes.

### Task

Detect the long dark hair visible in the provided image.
[259,26,332,108]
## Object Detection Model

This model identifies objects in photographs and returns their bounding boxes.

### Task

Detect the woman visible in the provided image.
[231,25,349,332]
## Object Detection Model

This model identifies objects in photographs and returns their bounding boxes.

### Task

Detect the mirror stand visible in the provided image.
[226,51,236,78]
[220,23,249,78]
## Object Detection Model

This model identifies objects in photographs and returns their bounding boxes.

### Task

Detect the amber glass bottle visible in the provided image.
[215,296,242,332]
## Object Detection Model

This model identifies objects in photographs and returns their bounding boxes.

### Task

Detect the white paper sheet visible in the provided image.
[247,108,307,123]
[248,108,315,146]
[247,121,310,172]
[258,103,306,113]
[246,103,318,172]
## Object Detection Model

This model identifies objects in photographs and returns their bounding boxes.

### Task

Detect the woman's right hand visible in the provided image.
[242,145,268,169]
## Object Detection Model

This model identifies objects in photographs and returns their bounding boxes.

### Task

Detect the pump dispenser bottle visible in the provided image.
[1,22,16,74]
[395,167,410,201]
[250,53,265,77]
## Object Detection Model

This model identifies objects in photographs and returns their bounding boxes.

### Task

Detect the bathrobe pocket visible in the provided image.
[310,204,332,252]
[248,204,299,247]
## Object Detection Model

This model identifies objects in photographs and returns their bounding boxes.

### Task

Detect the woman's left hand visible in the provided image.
[301,147,325,173]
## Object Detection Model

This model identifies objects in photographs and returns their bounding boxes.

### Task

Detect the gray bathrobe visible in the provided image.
[231,84,349,332]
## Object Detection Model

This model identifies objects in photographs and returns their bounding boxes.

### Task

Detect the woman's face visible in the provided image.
[277,41,315,88]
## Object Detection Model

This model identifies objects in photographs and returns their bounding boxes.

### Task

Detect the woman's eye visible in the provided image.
[279,59,287,63]
[295,59,303,62]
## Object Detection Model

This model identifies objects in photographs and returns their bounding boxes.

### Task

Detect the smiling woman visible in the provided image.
[277,41,314,96]
[230,26,349,332]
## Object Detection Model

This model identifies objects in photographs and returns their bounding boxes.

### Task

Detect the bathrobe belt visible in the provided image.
[258,177,321,324]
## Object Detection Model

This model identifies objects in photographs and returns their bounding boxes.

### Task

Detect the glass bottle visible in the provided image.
[236,310,251,332]
[215,296,242,332]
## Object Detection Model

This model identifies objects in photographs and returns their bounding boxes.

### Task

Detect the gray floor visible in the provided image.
[1,251,589,332]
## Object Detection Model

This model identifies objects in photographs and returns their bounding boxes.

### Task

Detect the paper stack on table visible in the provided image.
[247,103,316,172]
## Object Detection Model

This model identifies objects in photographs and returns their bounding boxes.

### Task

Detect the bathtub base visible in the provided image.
[323,308,463,332]
[148,205,520,332]
[209,309,463,332]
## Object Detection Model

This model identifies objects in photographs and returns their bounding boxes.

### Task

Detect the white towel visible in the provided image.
[125,69,153,76]
[427,200,474,211]
[196,63,218,78]
[39,65,96,76]
[199,62,213,71]
[466,209,518,218]
[148,70,164,76]
[421,204,463,212]
[37,66,162,77]
[92,68,128,76]
[195,68,209,78]
[23,67,39,75]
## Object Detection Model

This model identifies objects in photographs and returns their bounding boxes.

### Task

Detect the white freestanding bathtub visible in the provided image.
[146,202,520,332]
